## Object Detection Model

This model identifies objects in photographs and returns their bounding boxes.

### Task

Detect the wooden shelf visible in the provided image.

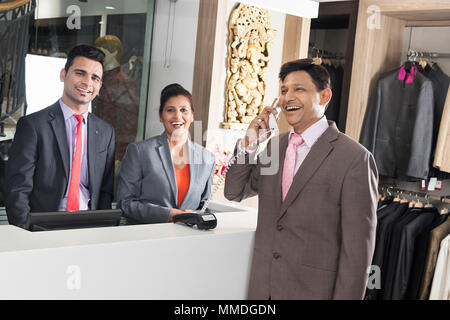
[0,0,30,11]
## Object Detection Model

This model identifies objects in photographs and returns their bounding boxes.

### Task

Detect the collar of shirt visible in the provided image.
[59,99,89,124]
[288,116,329,148]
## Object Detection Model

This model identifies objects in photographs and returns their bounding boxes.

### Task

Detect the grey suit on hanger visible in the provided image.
[116,132,216,224]
[360,68,434,179]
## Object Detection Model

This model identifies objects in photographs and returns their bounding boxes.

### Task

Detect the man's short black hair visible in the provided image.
[64,44,105,73]
[279,58,331,91]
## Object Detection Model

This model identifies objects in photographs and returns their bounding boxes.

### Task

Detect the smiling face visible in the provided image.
[60,56,103,111]
[160,95,194,140]
[279,70,331,134]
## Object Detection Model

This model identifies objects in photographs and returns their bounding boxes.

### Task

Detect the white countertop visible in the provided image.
[0,201,258,299]
[0,201,257,253]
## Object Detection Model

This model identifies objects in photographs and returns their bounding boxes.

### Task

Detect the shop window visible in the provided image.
[0,0,155,208]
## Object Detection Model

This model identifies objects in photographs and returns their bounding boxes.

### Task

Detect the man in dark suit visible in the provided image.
[4,44,115,229]
[224,59,378,299]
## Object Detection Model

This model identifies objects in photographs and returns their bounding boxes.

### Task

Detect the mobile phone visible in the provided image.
[268,105,281,132]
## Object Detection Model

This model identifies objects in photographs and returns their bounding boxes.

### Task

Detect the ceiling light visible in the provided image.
[105,6,115,10]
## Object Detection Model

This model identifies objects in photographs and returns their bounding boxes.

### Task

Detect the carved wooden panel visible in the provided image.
[222,3,275,130]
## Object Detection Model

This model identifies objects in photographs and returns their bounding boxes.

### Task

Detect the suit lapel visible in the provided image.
[48,103,70,180]
[274,133,289,211]
[179,139,197,209]
[279,123,338,219]
[87,114,98,193]
[157,133,177,202]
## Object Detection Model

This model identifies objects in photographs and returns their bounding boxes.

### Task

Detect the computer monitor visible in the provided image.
[24,209,122,231]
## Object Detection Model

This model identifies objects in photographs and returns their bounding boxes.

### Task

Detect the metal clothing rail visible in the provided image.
[379,185,450,204]
[309,45,345,60]
[407,49,450,60]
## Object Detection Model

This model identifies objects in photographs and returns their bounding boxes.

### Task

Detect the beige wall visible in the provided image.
[146,0,200,139]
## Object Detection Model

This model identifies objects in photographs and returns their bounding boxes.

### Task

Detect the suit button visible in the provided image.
[276,224,283,231]
[273,252,281,259]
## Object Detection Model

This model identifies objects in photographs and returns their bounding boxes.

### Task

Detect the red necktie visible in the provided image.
[66,114,84,211]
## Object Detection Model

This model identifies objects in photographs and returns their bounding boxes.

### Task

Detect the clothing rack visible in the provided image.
[379,185,450,204]
[407,49,450,61]
[309,45,345,60]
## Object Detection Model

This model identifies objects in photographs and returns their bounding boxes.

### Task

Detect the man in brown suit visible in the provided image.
[224,59,378,299]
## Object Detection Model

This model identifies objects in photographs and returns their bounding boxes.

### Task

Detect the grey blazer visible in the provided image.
[116,132,216,224]
[225,121,378,299]
[359,68,434,179]
[4,101,115,228]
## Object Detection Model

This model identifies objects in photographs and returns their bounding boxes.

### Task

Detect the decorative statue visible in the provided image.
[222,4,275,130]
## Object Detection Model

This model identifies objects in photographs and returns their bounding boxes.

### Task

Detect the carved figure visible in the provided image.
[222,4,275,129]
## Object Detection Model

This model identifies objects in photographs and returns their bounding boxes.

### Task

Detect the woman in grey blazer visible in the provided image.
[117,84,216,223]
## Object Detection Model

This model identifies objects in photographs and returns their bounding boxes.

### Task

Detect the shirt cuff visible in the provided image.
[238,138,259,154]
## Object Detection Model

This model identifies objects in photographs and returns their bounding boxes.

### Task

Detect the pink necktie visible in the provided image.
[282,133,304,201]
[66,114,83,211]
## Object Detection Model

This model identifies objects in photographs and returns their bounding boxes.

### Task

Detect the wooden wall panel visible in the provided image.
[364,0,450,14]
[345,1,405,140]
[191,0,228,147]
[282,15,311,63]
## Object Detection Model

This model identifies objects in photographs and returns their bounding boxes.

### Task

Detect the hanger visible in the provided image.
[427,52,435,69]
[381,187,387,201]
[419,52,427,70]
[424,194,433,208]
[414,193,424,208]
[400,198,409,204]
[406,192,415,207]
[393,188,401,202]
[332,57,342,68]
[404,50,415,71]
[440,198,449,215]
[378,186,384,201]
[400,191,409,203]
[312,47,322,66]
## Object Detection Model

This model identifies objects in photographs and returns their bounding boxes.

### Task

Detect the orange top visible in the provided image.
[174,164,190,208]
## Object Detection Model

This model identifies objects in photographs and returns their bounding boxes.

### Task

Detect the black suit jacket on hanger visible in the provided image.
[422,64,449,145]
[382,207,423,299]
[377,196,394,210]
[389,207,439,300]
[365,202,409,300]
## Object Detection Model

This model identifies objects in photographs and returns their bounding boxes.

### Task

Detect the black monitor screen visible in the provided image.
[25,209,122,231]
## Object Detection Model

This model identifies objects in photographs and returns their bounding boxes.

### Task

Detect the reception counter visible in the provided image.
[0,201,257,299]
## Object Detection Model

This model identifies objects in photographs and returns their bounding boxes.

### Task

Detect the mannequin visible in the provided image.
[92,35,139,162]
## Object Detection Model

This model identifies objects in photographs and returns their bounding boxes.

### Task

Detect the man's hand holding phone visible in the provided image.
[241,98,280,152]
